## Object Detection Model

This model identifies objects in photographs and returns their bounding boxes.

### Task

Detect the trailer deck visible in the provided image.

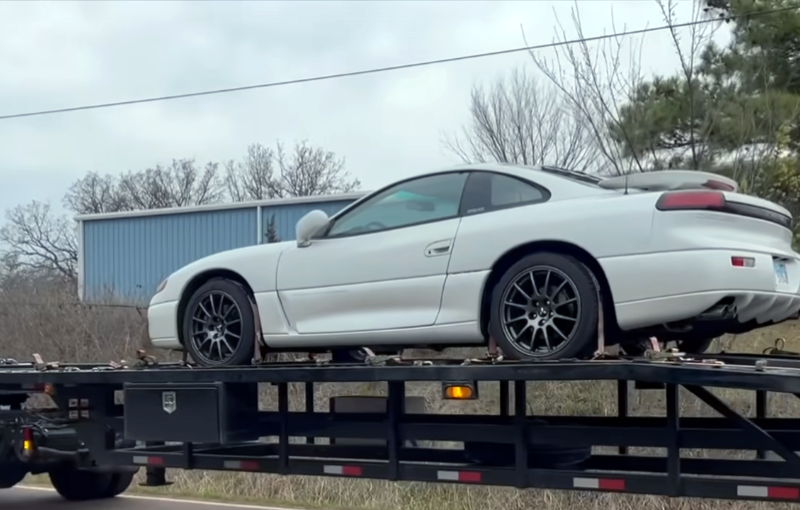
[4,348,800,503]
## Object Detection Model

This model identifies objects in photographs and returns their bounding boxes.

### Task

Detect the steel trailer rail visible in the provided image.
[4,350,800,503]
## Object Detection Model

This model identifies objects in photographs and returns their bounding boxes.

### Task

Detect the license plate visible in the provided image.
[774,261,789,285]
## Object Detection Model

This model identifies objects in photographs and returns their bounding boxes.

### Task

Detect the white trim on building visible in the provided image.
[74,192,368,222]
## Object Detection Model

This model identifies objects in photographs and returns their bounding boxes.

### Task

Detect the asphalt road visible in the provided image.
[2,486,299,510]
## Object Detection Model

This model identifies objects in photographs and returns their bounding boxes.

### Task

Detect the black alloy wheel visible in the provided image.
[489,253,599,360]
[183,278,256,367]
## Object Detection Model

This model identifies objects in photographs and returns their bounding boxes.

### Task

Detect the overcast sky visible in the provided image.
[0,0,711,217]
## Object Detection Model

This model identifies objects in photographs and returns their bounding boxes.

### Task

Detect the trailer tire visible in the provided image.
[464,441,590,469]
[48,467,133,500]
[102,471,136,497]
[0,460,27,489]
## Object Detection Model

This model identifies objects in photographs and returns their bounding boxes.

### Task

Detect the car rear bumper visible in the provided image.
[601,248,800,330]
[148,300,181,350]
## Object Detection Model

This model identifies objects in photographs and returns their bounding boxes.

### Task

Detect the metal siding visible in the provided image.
[82,208,257,304]
[261,200,355,242]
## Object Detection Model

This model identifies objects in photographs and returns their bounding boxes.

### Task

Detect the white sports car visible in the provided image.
[147,164,800,366]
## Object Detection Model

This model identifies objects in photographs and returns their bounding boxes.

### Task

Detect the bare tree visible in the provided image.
[5,141,355,284]
[443,68,599,172]
[0,201,78,281]
[118,159,225,210]
[225,144,276,202]
[63,172,131,215]
[225,141,360,201]
[65,159,225,214]
[526,0,726,174]
[526,4,651,175]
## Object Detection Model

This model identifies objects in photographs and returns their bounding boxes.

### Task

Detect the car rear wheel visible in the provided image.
[182,278,256,367]
[488,253,599,361]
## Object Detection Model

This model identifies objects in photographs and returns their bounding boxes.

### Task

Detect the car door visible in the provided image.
[439,171,551,323]
[276,171,470,335]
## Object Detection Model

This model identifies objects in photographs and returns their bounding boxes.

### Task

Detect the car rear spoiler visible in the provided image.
[598,171,738,193]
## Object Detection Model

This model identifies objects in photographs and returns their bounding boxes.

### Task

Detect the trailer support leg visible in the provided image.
[140,441,170,487]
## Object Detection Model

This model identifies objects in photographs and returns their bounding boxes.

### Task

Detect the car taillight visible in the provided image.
[655,190,726,211]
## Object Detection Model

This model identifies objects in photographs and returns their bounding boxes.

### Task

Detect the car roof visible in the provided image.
[421,163,602,191]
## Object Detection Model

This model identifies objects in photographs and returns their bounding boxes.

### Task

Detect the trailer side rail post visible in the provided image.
[278,382,289,474]
[499,381,509,417]
[304,382,315,445]
[514,380,527,489]
[756,390,768,459]
[618,379,629,455]
[666,383,681,496]
[387,381,404,481]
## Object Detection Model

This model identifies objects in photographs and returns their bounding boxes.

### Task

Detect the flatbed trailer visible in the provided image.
[5,349,800,503]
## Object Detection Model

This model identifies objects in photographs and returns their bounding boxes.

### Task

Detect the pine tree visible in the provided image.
[266,215,280,243]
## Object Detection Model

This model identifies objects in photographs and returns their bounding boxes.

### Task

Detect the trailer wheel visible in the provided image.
[48,467,134,500]
[489,252,599,360]
[183,278,256,367]
[464,441,590,469]
[0,460,27,489]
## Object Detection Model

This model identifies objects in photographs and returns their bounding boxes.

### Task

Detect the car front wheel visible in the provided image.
[182,278,256,367]
[488,252,599,361]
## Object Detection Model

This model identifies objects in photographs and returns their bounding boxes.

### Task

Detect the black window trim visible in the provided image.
[316,170,472,240]
[458,170,551,217]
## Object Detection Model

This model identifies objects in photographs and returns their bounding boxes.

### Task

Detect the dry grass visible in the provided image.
[5,281,800,510]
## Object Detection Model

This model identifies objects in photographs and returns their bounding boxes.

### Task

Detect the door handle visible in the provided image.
[425,240,452,257]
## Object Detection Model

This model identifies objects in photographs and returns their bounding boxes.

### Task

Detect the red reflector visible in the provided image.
[598,478,626,491]
[148,456,164,466]
[240,460,259,471]
[458,471,482,483]
[656,190,725,210]
[731,256,755,267]
[341,465,362,476]
[768,486,800,499]
[22,427,33,442]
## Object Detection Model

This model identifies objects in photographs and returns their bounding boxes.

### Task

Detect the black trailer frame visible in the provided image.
[5,351,800,503]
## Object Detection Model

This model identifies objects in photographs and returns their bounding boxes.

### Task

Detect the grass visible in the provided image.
[5,281,800,509]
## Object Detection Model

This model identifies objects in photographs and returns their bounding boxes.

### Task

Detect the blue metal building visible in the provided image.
[76,193,364,304]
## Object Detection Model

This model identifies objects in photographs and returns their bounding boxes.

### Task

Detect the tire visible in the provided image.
[49,467,133,500]
[101,471,135,497]
[331,348,368,364]
[677,337,715,354]
[0,460,27,489]
[182,278,256,367]
[464,432,591,469]
[488,252,599,361]
[621,337,715,357]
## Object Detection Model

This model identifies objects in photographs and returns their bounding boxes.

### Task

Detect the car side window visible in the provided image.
[461,171,548,215]
[326,172,469,238]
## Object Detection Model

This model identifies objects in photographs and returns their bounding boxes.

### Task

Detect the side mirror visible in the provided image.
[296,210,330,247]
